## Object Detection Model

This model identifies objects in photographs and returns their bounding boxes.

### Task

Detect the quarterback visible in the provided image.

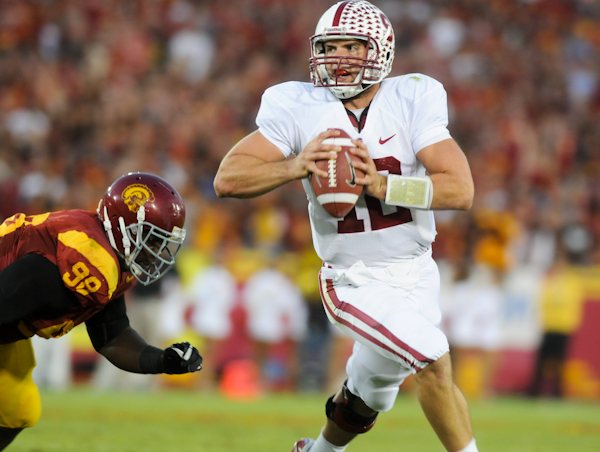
[0,172,202,450]
[214,1,478,452]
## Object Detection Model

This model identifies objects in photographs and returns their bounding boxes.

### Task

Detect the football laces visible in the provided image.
[328,159,337,187]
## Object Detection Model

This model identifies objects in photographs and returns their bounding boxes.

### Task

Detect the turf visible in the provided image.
[8,388,600,452]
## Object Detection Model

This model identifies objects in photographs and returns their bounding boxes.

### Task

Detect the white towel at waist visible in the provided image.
[322,259,420,292]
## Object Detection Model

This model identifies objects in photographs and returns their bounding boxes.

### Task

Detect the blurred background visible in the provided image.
[1,0,600,403]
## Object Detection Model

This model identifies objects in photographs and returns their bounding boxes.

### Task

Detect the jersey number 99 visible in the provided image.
[63,262,102,296]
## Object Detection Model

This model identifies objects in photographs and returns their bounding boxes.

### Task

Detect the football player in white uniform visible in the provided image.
[214,1,477,452]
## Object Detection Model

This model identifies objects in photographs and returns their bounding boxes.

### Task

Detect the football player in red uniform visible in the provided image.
[0,172,202,450]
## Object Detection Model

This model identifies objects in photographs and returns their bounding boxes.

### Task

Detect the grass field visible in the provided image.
[8,388,600,452]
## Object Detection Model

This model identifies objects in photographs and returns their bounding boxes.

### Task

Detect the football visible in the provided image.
[310,129,364,218]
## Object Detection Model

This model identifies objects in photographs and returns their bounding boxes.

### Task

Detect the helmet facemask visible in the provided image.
[101,203,186,285]
[124,206,186,285]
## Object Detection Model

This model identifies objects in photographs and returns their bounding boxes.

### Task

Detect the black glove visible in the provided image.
[162,342,203,374]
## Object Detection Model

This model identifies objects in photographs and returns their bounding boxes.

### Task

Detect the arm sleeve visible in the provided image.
[409,78,452,153]
[256,86,298,158]
[0,253,78,326]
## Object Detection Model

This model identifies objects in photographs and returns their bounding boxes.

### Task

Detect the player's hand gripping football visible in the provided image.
[349,138,387,200]
[162,342,203,374]
[293,129,343,180]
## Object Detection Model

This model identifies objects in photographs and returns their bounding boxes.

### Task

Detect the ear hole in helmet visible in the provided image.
[315,41,325,55]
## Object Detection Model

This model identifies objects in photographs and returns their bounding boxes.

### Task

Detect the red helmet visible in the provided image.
[97,172,186,285]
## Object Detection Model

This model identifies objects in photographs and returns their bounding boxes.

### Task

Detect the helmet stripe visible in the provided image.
[332,1,350,26]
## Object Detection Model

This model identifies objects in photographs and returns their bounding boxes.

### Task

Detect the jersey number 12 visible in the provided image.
[337,157,412,233]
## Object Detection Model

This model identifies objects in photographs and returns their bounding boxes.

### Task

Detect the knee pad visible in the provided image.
[325,382,378,434]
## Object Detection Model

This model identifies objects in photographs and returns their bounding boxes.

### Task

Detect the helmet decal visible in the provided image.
[121,184,156,213]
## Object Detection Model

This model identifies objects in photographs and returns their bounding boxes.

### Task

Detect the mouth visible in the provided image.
[333,68,354,83]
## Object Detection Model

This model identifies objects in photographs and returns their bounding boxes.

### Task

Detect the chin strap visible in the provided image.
[102,206,118,251]
[126,204,148,276]
[136,204,146,249]
[118,216,131,257]
[328,68,369,99]
[100,203,150,277]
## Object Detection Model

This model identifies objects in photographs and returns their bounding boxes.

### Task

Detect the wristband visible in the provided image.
[385,175,433,210]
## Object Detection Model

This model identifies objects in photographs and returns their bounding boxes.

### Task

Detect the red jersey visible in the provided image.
[0,210,136,341]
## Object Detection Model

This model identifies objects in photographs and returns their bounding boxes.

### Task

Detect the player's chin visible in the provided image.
[136,259,157,272]
[327,71,356,84]
[335,76,356,84]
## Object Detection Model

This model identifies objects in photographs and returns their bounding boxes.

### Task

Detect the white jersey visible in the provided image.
[256,74,452,268]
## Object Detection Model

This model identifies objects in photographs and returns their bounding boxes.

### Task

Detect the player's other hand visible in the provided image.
[162,342,203,374]
[350,138,387,200]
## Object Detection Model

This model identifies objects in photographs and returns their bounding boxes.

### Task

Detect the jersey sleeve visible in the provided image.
[406,75,452,153]
[56,230,121,309]
[256,84,298,158]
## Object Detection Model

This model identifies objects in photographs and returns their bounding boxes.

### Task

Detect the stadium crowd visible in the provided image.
[1,0,600,396]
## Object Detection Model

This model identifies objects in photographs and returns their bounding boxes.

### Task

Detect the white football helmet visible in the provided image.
[309,1,395,99]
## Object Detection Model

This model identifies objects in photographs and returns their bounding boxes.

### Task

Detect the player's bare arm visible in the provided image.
[214,129,342,198]
[349,137,473,210]
[96,325,149,372]
[417,139,474,210]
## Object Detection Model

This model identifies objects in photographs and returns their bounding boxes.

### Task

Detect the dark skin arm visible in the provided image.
[97,326,150,373]
[1,253,200,375]
[0,254,152,372]
[85,295,152,373]
[86,292,203,375]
